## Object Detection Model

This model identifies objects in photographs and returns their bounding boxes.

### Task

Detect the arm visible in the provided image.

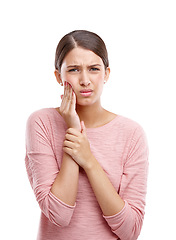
[103,126,149,240]
[25,113,76,227]
[84,157,125,216]
[63,121,125,216]
[51,81,81,206]
[63,122,148,240]
[50,152,79,206]
[25,83,81,227]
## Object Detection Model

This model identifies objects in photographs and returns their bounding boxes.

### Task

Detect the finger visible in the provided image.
[60,96,67,112]
[63,146,74,158]
[63,139,75,148]
[66,128,81,137]
[68,83,73,97]
[61,82,70,111]
[60,82,67,105]
[69,91,76,112]
[63,92,72,115]
[63,81,67,96]
[63,82,72,105]
[81,121,87,135]
[63,86,75,114]
[65,133,78,142]
[67,83,73,102]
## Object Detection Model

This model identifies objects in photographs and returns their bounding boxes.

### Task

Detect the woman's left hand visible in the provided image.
[63,121,94,169]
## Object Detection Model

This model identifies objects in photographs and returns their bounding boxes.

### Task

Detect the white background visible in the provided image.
[1,0,176,239]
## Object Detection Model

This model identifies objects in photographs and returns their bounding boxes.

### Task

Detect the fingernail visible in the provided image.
[60,94,63,99]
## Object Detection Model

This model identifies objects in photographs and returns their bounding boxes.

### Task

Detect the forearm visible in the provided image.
[84,156,125,216]
[51,152,79,206]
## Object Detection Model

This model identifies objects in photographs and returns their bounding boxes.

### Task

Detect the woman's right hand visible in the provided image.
[59,82,81,131]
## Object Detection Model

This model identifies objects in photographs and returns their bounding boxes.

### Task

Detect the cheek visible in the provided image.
[61,73,76,88]
[94,74,105,87]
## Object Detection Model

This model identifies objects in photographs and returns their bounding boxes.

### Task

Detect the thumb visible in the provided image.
[81,121,86,135]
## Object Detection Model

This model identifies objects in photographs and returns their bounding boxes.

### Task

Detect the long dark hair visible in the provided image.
[55,30,109,72]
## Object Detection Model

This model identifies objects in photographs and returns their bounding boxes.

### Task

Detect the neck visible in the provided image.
[76,101,105,128]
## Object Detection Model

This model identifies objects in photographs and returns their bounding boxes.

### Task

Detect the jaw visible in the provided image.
[76,97,102,113]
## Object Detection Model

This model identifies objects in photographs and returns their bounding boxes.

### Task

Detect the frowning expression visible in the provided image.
[59,47,110,106]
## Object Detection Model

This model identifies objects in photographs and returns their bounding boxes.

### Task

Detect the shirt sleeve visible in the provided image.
[25,111,75,227]
[103,125,149,240]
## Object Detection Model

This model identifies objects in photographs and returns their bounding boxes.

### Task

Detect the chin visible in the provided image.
[76,98,96,106]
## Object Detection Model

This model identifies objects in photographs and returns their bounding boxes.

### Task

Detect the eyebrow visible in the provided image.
[67,64,102,68]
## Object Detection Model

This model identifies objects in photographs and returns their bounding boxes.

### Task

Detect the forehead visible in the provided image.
[63,47,103,66]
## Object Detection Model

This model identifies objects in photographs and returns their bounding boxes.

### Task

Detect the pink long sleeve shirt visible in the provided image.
[25,108,148,240]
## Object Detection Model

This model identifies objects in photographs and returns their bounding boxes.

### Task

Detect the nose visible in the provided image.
[79,70,90,87]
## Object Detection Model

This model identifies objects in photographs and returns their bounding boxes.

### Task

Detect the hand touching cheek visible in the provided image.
[59,82,81,131]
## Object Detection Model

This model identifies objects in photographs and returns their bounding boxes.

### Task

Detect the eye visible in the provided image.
[90,67,100,71]
[68,68,79,72]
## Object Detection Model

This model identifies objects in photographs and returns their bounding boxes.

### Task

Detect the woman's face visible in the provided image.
[57,47,110,106]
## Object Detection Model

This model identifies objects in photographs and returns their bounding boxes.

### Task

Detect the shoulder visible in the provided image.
[115,115,147,141]
[116,115,143,131]
[26,108,52,126]
[27,108,53,119]
[116,115,149,159]
[25,109,51,135]
[26,108,66,132]
[107,110,142,131]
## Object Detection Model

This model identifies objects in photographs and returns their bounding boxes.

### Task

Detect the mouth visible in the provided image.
[80,89,93,97]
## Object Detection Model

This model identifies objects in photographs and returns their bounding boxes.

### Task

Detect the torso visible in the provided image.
[26,107,146,240]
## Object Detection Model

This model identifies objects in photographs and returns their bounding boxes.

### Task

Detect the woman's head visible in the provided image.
[54,30,110,107]
[55,30,109,72]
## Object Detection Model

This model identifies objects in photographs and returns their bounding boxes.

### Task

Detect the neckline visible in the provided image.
[86,115,119,132]
[51,108,120,132]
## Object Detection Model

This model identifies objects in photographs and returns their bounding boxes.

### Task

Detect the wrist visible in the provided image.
[83,155,98,173]
[66,119,81,131]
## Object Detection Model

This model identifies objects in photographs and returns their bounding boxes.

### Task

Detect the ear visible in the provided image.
[104,67,110,84]
[54,70,63,86]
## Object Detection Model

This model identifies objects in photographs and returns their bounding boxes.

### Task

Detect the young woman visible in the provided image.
[25,30,148,240]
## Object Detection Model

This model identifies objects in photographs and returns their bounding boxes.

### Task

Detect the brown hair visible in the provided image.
[55,30,109,72]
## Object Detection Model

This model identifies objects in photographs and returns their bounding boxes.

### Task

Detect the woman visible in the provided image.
[25,30,148,240]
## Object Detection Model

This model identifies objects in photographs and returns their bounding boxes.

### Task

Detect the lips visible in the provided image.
[80,89,93,93]
[80,89,93,97]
